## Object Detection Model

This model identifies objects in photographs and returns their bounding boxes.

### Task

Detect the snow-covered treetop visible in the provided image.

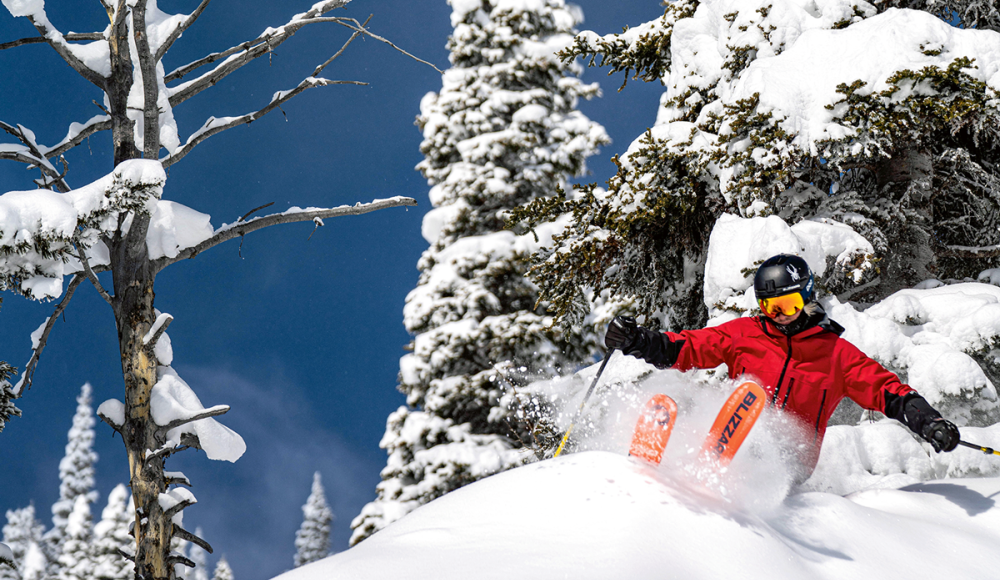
[617,0,1000,207]
[294,472,333,568]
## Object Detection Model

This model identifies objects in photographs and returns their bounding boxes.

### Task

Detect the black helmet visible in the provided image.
[753,254,814,301]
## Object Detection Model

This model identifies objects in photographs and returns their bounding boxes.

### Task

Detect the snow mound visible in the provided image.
[277,450,1000,580]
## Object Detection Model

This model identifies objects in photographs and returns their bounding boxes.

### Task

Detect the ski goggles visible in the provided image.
[758,291,805,318]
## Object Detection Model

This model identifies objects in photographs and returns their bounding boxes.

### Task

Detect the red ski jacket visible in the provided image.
[663,315,914,465]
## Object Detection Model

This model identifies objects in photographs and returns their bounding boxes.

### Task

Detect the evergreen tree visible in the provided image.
[516,0,1000,333]
[55,496,93,580]
[210,557,233,580]
[293,472,333,567]
[92,485,135,580]
[2,505,49,580]
[49,383,98,558]
[351,0,608,544]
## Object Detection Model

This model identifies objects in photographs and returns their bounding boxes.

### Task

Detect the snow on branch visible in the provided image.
[142,312,174,347]
[1,3,107,87]
[166,0,352,106]
[0,116,112,188]
[159,487,196,521]
[97,398,125,432]
[153,0,211,63]
[0,31,103,51]
[940,244,1000,258]
[0,159,165,299]
[0,121,69,192]
[44,115,112,162]
[151,196,418,272]
[149,367,245,462]
[161,76,365,168]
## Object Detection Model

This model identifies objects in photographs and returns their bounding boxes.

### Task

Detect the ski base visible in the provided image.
[700,380,767,466]
[629,394,678,465]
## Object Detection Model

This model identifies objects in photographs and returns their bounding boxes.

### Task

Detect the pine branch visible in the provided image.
[939,244,1000,258]
[161,76,365,168]
[151,196,417,272]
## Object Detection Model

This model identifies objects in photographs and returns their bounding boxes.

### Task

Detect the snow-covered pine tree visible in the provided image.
[210,557,233,580]
[55,496,93,580]
[350,0,608,544]
[294,472,333,567]
[875,0,999,31]
[92,484,135,580]
[1,505,49,580]
[515,0,1000,333]
[48,383,98,561]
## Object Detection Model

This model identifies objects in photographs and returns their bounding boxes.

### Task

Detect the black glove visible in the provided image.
[605,316,639,350]
[921,418,960,453]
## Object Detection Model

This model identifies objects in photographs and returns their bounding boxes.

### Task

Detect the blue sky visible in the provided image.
[0,1,663,577]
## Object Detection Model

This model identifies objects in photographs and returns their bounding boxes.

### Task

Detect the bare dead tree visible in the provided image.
[0,1,431,578]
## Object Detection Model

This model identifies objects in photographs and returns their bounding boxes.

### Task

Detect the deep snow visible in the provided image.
[275,450,1000,580]
[274,354,1000,580]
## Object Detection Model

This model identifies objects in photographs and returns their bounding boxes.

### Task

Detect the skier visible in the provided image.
[605,253,960,471]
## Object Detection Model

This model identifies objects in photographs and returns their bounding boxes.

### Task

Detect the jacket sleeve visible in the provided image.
[838,340,938,435]
[622,322,734,370]
[668,324,736,372]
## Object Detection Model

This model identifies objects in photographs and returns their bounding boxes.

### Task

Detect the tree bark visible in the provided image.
[107,2,172,577]
[108,1,139,166]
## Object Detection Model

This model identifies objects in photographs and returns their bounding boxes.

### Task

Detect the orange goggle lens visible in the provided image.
[758,292,804,317]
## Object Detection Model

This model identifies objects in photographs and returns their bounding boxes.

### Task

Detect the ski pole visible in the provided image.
[553,349,614,458]
[959,440,1000,456]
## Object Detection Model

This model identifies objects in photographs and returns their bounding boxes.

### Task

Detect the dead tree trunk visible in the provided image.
[107,2,171,576]
[0,1,425,577]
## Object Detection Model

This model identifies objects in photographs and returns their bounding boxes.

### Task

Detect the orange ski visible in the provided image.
[700,381,767,466]
[629,394,678,464]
